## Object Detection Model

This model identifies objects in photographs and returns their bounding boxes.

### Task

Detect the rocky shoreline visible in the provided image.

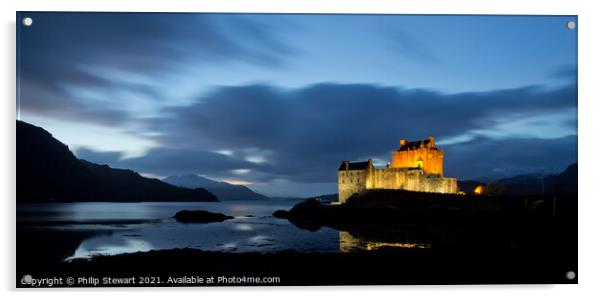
[272,189,576,231]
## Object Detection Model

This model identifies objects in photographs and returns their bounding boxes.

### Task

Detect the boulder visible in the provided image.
[174,210,233,223]
[272,210,289,219]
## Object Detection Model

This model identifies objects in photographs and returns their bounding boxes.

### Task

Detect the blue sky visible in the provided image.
[17,13,577,197]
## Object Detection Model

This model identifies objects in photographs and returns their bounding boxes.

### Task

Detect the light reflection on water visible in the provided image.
[339,231,431,252]
[18,201,433,260]
[17,201,293,223]
[71,237,154,258]
[64,216,341,259]
[18,201,342,260]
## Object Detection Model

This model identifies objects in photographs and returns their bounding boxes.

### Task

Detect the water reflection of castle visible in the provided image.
[339,231,431,252]
[337,136,458,203]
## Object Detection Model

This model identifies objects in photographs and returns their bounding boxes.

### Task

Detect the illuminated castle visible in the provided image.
[337,135,458,203]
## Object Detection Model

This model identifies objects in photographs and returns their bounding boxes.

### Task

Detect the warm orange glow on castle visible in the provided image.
[392,135,443,176]
[337,135,457,203]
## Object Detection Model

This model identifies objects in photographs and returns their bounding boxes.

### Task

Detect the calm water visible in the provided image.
[17,200,342,260]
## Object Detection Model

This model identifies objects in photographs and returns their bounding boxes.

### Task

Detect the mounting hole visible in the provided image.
[566,270,576,280]
[566,20,576,30]
[21,274,33,284]
[22,17,33,27]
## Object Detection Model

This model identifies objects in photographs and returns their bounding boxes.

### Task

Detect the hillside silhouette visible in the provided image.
[17,120,217,202]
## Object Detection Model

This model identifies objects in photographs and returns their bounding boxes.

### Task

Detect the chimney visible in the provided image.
[428,135,435,147]
[344,161,349,170]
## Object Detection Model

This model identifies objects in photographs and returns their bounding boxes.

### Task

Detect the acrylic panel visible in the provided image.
[16,12,578,287]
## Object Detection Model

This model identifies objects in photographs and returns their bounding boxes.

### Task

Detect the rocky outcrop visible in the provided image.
[173,210,233,223]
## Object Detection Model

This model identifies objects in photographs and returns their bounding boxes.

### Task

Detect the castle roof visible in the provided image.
[398,139,437,151]
[338,160,371,171]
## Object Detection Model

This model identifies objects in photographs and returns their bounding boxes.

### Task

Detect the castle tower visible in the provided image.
[391,135,444,176]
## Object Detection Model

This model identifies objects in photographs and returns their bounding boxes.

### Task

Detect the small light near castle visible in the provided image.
[474,185,484,195]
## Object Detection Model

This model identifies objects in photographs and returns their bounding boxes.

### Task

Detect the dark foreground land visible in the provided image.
[18,237,575,287]
[17,190,577,287]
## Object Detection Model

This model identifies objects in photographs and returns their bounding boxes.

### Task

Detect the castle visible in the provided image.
[337,135,458,203]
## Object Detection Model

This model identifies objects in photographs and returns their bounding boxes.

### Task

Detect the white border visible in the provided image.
[2,0,601,299]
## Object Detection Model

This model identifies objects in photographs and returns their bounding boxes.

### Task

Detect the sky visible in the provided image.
[17,13,578,197]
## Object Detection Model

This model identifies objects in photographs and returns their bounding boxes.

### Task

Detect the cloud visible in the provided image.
[18,13,578,197]
[388,29,438,64]
[71,80,577,198]
[551,65,578,81]
[445,135,577,180]
[132,82,576,183]
[75,147,124,165]
[18,12,295,125]
[76,146,271,179]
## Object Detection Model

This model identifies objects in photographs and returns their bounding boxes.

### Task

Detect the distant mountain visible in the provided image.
[163,174,270,201]
[17,120,217,203]
[497,173,546,195]
[459,163,577,195]
[549,163,577,194]
[497,163,577,195]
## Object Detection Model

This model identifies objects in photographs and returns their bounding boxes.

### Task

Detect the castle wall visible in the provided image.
[391,148,444,175]
[338,167,457,203]
[337,169,368,203]
[367,168,457,194]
